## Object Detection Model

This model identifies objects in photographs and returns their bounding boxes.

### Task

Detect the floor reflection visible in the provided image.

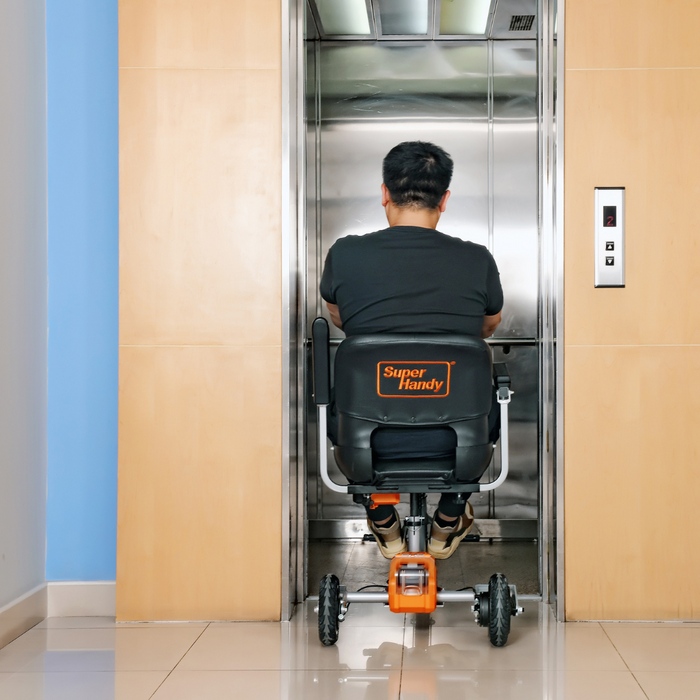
[0,605,693,699]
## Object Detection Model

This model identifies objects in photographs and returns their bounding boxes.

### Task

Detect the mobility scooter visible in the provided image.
[311,317,523,647]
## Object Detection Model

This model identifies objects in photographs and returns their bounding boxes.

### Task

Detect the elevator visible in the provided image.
[283,0,561,618]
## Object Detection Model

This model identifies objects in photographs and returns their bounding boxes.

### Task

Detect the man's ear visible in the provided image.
[439,190,451,213]
[381,183,391,208]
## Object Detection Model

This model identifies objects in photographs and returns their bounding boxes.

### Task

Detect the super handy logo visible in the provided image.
[377,362,451,398]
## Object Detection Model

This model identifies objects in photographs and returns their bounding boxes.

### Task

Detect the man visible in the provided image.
[320,141,503,561]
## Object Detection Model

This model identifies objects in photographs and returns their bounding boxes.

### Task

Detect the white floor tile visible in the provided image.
[603,624,700,672]
[3,602,697,698]
[289,625,405,671]
[400,669,546,699]
[152,670,401,700]
[0,626,206,673]
[552,670,648,700]
[291,670,401,700]
[0,671,167,700]
[602,620,700,628]
[177,623,405,671]
[177,623,285,671]
[33,618,117,630]
[634,671,700,699]
[34,617,207,630]
[0,649,44,674]
[401,621,626,671]
[400,670,648,700]
[152,670,282,700]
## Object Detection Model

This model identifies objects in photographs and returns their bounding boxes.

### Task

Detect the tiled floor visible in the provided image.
[0,606,699,699]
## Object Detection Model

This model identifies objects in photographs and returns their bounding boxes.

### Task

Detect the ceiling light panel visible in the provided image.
[377,0,430,36]
[315,0,372,36]
[439,0,492,35]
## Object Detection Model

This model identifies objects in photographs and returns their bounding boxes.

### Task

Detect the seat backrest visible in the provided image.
[334,334,492,427]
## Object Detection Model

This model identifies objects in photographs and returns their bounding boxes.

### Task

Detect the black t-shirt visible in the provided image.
[320,226,503,337]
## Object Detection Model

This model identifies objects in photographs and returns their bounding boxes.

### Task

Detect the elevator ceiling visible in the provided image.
[308,0,537,41]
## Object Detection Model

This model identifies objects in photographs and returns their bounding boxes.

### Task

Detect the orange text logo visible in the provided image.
[377,362,451,397]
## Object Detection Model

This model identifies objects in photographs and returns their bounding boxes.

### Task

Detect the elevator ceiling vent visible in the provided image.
[509,14,535,31]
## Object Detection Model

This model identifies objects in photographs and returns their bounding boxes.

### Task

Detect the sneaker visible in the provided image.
[427,503,475,560]
[367,508,407,559]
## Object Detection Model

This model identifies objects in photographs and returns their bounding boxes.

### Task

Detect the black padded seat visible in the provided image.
[330,333,494,494]
[374,458,455,482]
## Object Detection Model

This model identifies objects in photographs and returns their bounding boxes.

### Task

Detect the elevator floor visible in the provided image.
[308,539,539,596]
[0,608,694,698]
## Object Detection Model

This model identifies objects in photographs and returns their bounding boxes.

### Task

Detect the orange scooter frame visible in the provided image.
[388,552,437,614]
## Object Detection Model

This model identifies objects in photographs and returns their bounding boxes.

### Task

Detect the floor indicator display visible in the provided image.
[595,188,625,288]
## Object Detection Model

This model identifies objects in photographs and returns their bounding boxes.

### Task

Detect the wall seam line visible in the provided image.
[118,66,282,71]
[566,66,700,72]
[565,344,700,348]
[119,344,284,348]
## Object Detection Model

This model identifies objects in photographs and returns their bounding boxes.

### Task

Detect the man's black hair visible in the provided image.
[382,141,454,210]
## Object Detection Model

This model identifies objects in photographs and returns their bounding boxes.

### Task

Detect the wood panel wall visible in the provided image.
[117,0,283,621]
[564,0,700,620]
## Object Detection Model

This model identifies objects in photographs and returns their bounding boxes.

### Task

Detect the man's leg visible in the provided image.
[327,399,405,559]
[428,391,500,559]
[365,503,406,559]
[428,493,475,559]
[366,504,395,525]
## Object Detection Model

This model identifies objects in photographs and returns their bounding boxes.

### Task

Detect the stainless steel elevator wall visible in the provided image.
[305,40,538,523]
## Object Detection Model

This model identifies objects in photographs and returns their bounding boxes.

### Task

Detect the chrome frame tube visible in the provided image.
[405,516,425,552]
[297,11,311,604]
[479,390,512,492]
[317,405,349,494]
[281,0,299,622]
[537,0,560,614]
[327,337,538,347]
[344,591,477,604]
[554,0,567,623]
[437,590,477,604]
[345,592,388,603]
[284,0,312,615]
[316,392,513,495]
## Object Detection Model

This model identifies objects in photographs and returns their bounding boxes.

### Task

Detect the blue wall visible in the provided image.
[46,0,119,581]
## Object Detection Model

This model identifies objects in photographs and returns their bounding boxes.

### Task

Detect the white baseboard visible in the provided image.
[0,583,47,649]
[47,581,116,618]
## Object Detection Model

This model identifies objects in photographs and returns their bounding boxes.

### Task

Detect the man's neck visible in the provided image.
[385,203,441,230]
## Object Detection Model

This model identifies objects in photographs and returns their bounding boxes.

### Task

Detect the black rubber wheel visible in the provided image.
[318,574,341,646]
[488,573,512,647]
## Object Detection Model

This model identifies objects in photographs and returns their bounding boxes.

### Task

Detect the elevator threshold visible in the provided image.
[308,538,540,596]
[309,518,538,541]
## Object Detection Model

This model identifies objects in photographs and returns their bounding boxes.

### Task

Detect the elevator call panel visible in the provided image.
[595,188,625,288]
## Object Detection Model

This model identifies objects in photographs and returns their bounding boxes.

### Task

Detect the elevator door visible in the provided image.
[303,34,540,596]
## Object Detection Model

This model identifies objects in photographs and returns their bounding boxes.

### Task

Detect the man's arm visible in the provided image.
[481,311,501,339]
[327,302,343,330]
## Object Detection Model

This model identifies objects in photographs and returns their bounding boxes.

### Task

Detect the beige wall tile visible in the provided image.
[566,0,700,70]
[119,68,282,347]
[119,0,281,70]
[116,346,282,621]
[564,68,700,347]
[564,346,700,620]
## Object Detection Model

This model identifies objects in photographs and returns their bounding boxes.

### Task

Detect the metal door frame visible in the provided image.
[281,0,565,621]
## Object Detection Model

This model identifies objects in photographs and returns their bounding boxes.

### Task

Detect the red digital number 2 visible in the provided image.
[606,216,614,226]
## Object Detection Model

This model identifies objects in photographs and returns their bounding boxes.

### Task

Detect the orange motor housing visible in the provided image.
[388,552,437,613]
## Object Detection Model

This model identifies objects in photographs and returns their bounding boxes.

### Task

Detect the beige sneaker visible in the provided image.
[427,503,475,560]
[367,509,407,559]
